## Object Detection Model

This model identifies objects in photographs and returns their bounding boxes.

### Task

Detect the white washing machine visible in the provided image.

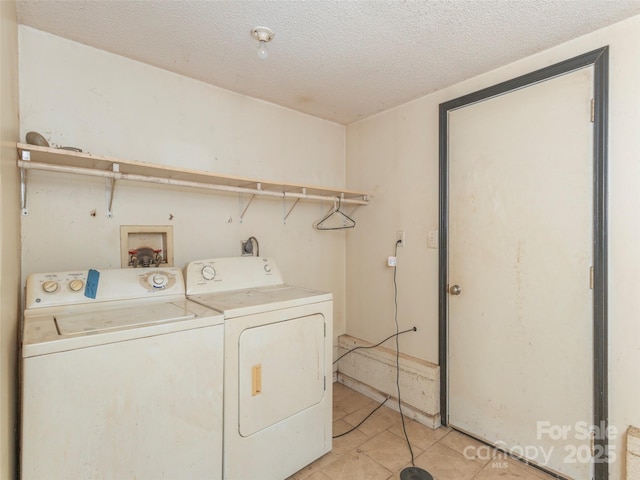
[21,267,224,480]
[185,257,333,480]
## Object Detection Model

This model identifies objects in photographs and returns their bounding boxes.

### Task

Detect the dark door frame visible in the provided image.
[438,47,609,479]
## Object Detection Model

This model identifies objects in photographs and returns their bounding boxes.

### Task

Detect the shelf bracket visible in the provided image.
[239,183,262,223]
[283,187,306,224]
[20,149,30,216]
[239,193,256,223]
[106,163,119,219]
[283,198,301,224]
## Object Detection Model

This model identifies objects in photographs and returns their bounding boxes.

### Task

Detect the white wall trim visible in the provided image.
[627,427,640,480]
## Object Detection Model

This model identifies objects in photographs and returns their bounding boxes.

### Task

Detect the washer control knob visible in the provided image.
[68,279,84,292]
[201,265,216,281]
[264,264,272,273]
[151,273,168,288]
[42,280,59,293]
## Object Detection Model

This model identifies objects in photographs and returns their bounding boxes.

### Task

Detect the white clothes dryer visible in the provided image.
[21,267,224,480]
[185,257,333,480]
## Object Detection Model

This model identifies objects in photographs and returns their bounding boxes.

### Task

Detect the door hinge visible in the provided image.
[590,266,594,290]
[590,98,595,123]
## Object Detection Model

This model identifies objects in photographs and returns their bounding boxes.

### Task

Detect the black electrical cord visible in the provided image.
[332,396,390,439]
[394,239,416,467]
[333,327,417,365]
[331,325,415,440]
[332,323,416,440]
[332,239,418,459]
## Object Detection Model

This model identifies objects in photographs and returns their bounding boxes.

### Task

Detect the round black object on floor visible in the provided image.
[400,466,433,480]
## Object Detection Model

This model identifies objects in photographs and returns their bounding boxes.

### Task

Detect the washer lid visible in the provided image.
[23,299,224,357]
[55,303,195,335]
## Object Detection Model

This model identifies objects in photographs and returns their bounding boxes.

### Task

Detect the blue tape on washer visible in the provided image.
[84,269,100,299]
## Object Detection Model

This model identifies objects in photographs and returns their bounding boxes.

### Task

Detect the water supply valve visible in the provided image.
[128,247,163,268]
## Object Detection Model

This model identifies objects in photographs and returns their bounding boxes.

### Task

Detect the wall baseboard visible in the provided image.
[336,334,440,429]
[628,426,640,480]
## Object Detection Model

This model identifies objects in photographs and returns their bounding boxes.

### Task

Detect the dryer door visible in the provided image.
[238,313,325,437]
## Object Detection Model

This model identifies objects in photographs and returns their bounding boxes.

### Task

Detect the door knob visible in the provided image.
[449,284,462,295]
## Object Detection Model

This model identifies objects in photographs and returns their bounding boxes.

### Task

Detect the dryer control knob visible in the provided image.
[201,265,216,281]
[42,280,59,293]
[264,265,272,273]
[68,279,84,292]
[151,273,168,288]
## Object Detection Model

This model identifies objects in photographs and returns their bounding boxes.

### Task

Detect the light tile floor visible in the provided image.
[290,382,557,480]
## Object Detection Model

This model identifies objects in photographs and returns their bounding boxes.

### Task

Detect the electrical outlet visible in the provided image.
[241,236,259,256]
[396,230,405,247]
[241,240,252,256]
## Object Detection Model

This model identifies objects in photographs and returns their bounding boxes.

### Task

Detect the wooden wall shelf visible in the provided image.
[17,143,369,220]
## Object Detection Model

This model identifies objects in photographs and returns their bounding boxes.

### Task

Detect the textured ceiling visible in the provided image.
[16,0,640,124]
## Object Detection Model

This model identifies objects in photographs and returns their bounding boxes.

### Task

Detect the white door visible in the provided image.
[448,67,594,479]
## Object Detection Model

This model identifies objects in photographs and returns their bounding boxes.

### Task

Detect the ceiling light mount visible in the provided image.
[251,26,274,60]
[251,26,274,43]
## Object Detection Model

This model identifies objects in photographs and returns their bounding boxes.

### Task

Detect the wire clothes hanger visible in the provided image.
[315,196,356,230]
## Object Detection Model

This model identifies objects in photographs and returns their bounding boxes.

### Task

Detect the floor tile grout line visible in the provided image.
[317,384,555,480]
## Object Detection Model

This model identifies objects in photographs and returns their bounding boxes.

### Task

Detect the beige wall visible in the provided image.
[14,12,640,480]
[0,1,21,479]
[346,15,640,480]
[18,27,348,342]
